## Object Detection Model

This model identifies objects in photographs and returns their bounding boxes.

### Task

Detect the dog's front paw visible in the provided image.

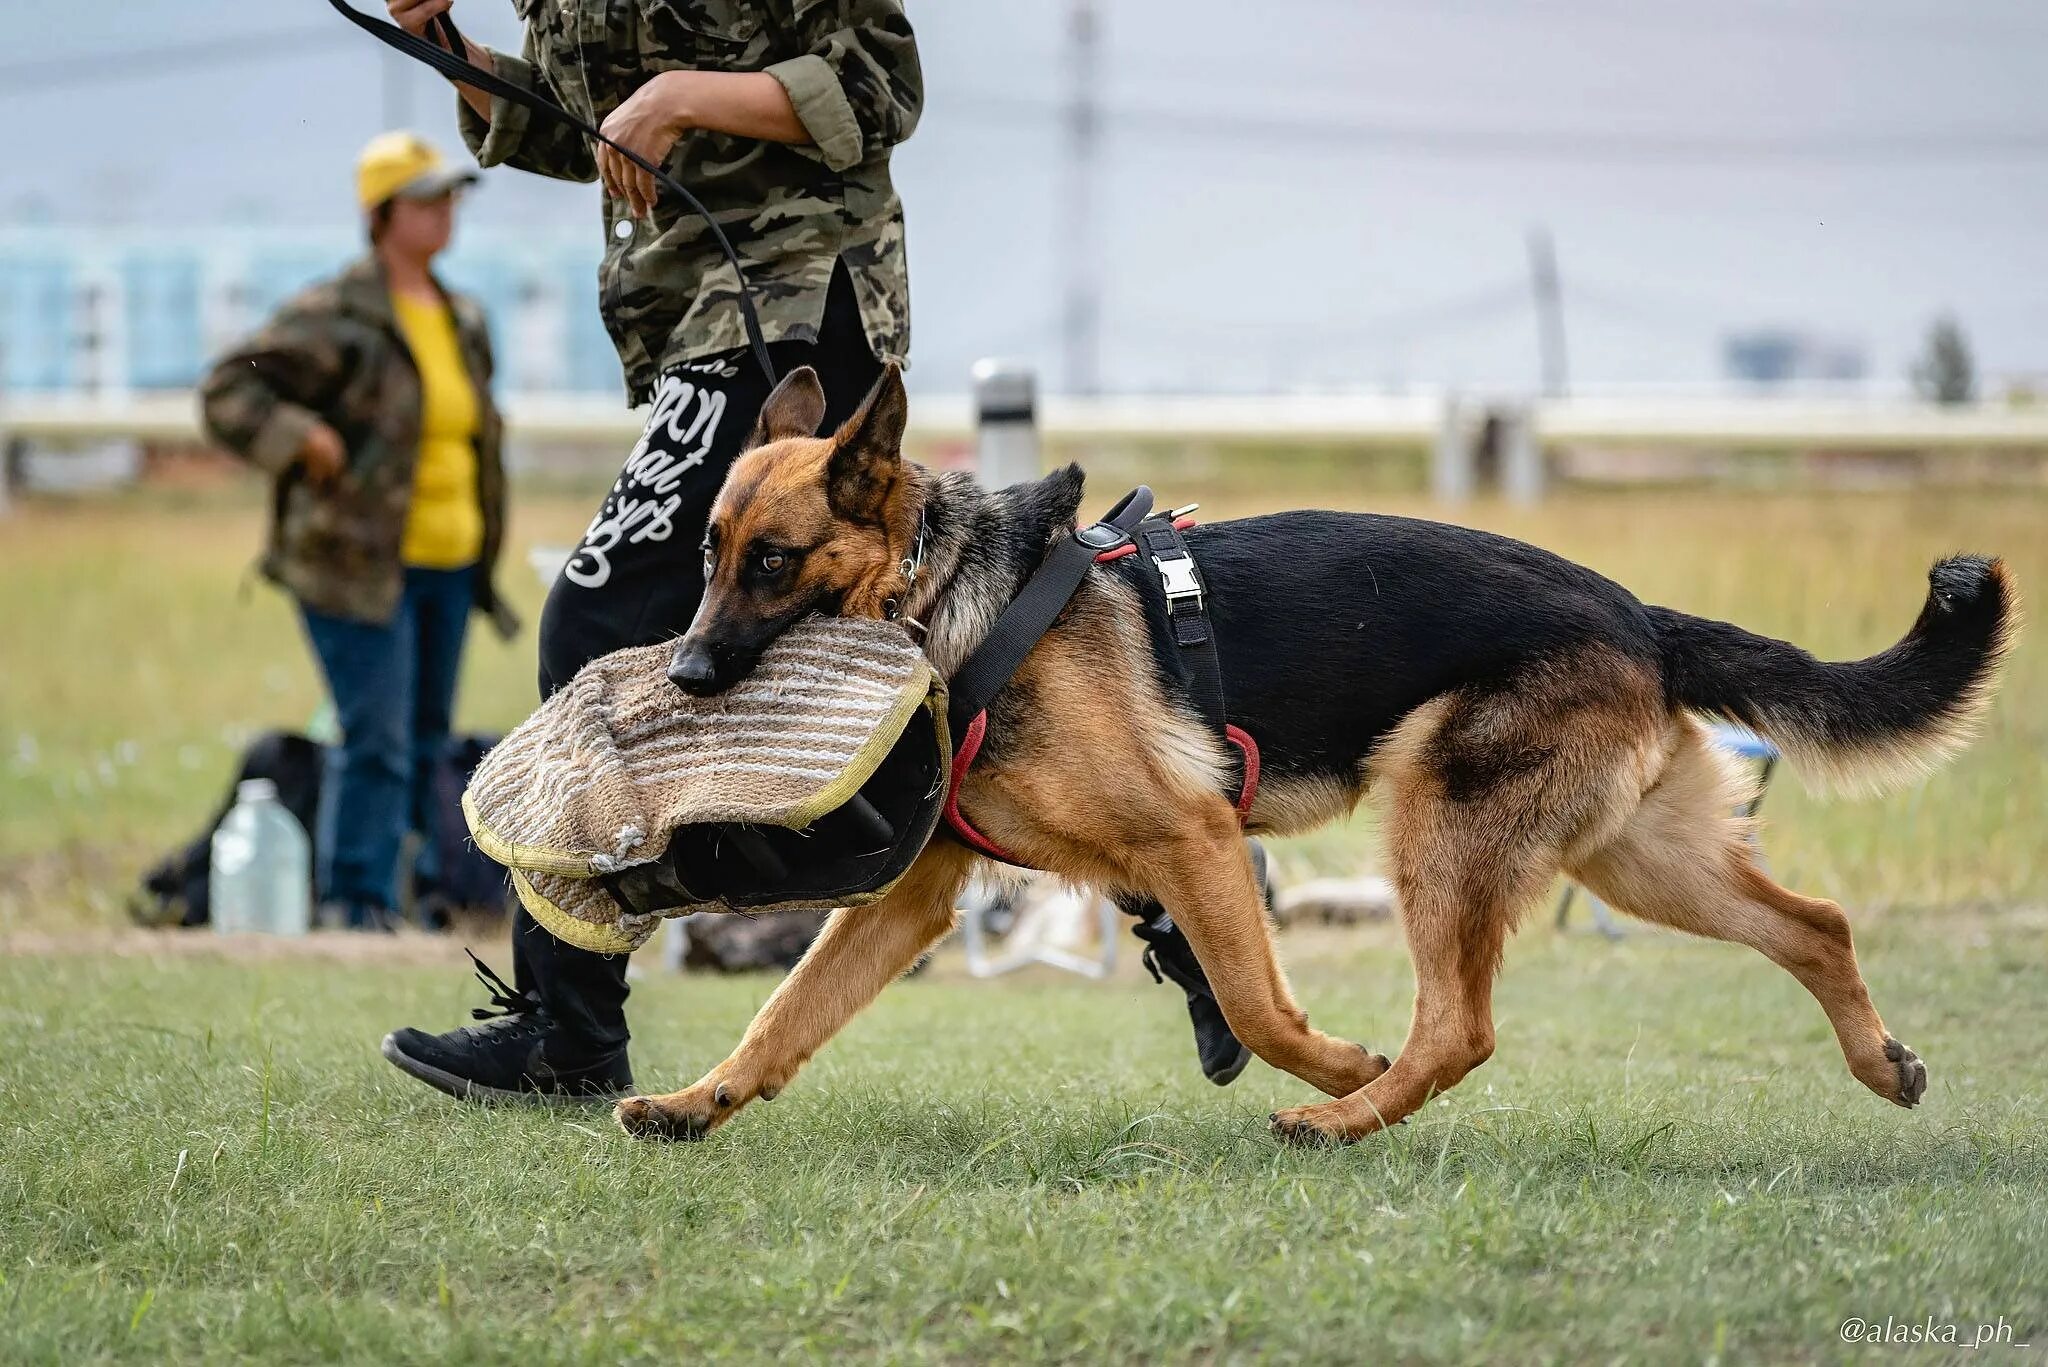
[1269,1103,1347,1148]
[1882,1036,1927,1108]
[615,1079,745,1142]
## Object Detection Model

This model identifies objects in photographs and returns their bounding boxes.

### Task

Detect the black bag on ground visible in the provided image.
[129,730,510,929]
[130,731,325,929]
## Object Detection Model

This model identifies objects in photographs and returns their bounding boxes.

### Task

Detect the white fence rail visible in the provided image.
[4,389,2045,512]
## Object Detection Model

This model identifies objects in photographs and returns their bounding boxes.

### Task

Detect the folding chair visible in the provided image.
[958,877,1121,979]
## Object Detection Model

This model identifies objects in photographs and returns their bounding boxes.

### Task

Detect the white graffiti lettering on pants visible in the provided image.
[564,372,730,590]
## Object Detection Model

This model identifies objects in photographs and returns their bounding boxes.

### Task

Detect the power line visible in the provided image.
[938,91,2048,165]
[0,27,338,97]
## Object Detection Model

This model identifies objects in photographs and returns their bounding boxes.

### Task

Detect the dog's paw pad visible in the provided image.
[1883,1037,1927,1108]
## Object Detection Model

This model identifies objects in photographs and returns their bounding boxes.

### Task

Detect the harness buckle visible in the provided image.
[1156,551,1204,611]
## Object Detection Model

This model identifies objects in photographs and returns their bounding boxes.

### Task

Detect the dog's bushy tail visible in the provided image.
[1647,555,2019,793]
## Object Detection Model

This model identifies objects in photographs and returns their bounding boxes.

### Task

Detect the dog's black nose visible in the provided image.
[668,646,721,696]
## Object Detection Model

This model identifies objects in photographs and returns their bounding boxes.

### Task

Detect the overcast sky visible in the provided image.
[3,0,2045,395]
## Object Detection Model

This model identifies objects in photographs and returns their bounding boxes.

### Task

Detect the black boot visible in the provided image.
[1125,838,1275,1086]
[381,951,634,1104]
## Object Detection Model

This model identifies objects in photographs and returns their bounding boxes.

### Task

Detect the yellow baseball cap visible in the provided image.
[356,131,478,211]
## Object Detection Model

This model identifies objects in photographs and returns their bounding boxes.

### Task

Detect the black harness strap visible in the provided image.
[1134,515,1248,806]
[1137,520,1225,733]
[945,486,1154,741]
[324,0,779,389]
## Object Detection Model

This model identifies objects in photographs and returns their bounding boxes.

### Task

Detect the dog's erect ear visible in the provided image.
[826,362,908,523]
[748,366,828,448]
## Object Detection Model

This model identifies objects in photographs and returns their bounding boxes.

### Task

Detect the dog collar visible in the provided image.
[886,510,929,625]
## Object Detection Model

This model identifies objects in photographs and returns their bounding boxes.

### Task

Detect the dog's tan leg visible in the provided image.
[1269,790,1515,1145]
[1146,808,1389,1098]
[1271,668,1659,1145]
[1570,726,1926,1108]
[615,842,977,1141]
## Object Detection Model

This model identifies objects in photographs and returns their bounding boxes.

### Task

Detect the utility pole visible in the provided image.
[382,50,412,130]
[1060,0,1101,396]
[1527,226,1568,398]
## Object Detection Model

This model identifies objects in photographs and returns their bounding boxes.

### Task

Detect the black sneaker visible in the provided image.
[1126,838,1275,1087]
[380,951,634,1105]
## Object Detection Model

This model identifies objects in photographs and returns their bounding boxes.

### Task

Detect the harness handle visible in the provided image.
[326,0,778,389]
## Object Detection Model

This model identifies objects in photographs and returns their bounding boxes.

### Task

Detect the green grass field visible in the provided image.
[2,477,2045,1361]
[5,919,2046,1362]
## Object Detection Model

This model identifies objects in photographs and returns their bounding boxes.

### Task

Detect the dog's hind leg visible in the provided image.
[615,841,979,1142]
[1568,721,1926,1108]
[1268,741,1527,1145]
[1142,806,1391,1099]
[1272,658,1663,1145]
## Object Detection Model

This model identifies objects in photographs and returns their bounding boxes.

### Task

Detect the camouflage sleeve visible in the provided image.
[767,0,923,173]
[196,297,341,476]
[457,42,600,183]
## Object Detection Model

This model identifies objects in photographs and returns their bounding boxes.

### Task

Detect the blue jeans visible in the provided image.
[299,565,475,917]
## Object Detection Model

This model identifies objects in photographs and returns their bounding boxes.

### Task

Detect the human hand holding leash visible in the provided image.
[599,72,809,218]
[385,0,495,119]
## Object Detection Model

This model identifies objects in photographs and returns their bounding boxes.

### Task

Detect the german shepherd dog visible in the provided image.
[617,364,2018,1145]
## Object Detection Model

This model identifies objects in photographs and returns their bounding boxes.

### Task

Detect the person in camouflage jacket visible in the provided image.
[446,0,919,403]
[376,0,933,1108]
[198,255,515,634]
[376,1,1246,1109]
[201,132,516,932]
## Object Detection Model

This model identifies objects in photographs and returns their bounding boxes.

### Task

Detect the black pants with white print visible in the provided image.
[515,263,884,1060]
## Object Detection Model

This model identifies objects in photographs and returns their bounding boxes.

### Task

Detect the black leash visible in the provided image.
[324,0,778,388]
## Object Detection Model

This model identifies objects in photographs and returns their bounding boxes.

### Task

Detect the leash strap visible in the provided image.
[325,0,779,388]
[944,486,1154,742]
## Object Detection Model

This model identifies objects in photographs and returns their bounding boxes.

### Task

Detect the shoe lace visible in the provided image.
[1127,914,1173,986]
[465,949,543,1032]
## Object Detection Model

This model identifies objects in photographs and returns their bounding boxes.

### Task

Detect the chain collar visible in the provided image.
[884,510,929,631]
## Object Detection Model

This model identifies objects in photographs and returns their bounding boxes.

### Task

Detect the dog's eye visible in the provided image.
[758,552,787,575]
[702,546,715,581]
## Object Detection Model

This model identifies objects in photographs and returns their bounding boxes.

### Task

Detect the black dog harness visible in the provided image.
[943,487,1260,865]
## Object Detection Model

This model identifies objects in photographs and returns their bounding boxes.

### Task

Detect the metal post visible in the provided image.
[1528,226,1569,399]
[1431,391,1472,504]
[382,50,413,130]
[1503,404,1546,505]
[972,359,1040,488]
[0,347,11,517]
[1060,0,1101,396]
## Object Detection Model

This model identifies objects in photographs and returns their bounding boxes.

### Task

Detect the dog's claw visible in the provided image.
[1883,1036,1927,1108]
[1269,1108,1342,1148]
[615,1094,716,1141]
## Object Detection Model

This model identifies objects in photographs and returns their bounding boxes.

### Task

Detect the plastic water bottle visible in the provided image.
[210,778,311,936]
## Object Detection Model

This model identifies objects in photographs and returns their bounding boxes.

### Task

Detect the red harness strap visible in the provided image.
[941,712,1015,862]
[942,713,1260,865]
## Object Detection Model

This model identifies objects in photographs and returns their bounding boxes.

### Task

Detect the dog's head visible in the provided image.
[668,363,916,695]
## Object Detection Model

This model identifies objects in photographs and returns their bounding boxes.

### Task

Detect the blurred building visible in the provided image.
[1722,328,1869,389]
[0,228,621,398]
